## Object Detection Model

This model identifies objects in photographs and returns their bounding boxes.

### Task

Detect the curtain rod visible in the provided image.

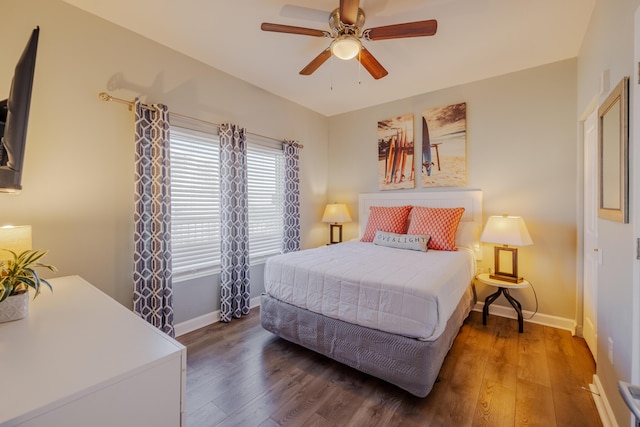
[98,92,303,148]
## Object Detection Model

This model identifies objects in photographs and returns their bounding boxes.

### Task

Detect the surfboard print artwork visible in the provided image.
[422,116,432,177]
[378,113,415,191]
[422,102,467,187]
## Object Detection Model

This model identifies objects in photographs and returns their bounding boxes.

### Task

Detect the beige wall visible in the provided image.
[328,59,578,322]
[577,0,640,425]
[1,0,329,315]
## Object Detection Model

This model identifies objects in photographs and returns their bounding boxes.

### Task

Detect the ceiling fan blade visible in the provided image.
[261,23,329,37]
[300,49,332,75]
[364,19,438,41]
[357,47,388,80]
[340,0,360,25]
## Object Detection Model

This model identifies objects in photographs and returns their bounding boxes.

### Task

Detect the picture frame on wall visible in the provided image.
[422,102,467,187]
[598,76,629,223]
[377,114,415,190]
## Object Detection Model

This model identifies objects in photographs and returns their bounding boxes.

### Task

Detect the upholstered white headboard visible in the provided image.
[359,190,483,260]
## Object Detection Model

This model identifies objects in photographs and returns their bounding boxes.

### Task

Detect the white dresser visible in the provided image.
[0,276,186,427]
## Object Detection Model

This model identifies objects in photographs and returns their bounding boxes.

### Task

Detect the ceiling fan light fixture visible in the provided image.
[331,35,361,60]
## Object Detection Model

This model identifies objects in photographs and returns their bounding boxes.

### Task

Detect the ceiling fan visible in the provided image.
[261,0,438,80]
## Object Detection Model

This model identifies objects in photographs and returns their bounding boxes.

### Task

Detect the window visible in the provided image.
[170,128,220,280]
[247,143,285,261]
[169,126,284,281]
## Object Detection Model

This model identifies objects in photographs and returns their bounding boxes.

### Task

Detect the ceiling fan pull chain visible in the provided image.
[330,55,334,91]
[358,50,362,85]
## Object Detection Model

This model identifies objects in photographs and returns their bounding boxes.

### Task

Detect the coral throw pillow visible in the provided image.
[360,205,412,242]
[407,206,465,251]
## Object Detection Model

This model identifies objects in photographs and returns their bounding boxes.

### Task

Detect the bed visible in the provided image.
[260,190,482,397]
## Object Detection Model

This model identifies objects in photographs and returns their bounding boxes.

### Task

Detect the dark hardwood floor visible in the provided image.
[177,309,602,427]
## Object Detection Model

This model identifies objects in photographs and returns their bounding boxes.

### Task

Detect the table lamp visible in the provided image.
[321,203,352,244]
[480,215,532,283]
[0,225,32,262]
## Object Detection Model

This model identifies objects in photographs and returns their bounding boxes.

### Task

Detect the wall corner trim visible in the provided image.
[590,374,619,427]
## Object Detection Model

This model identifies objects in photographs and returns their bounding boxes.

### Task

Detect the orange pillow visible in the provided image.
[407,206,465,251]
[360,205,412,242]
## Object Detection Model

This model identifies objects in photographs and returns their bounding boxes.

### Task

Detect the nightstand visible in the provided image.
[476,273,530,333]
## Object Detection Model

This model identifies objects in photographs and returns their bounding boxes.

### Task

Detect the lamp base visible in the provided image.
[489,273,523,284]
[492,246,522,283]
[329,223,343,244]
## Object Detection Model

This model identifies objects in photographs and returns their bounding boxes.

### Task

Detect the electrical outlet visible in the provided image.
[608,337,614,363]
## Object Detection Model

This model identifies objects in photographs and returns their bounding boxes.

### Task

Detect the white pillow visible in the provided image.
[373,230,430,252]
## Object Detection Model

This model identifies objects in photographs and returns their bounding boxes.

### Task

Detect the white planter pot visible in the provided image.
[0,292,29,323]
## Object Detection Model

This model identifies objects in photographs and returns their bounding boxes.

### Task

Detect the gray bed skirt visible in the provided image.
[260,284,476,397]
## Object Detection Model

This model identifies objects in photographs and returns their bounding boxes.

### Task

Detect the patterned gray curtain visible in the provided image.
[219,123,251,322]
[282,140,301,253]
[132,98,174,337]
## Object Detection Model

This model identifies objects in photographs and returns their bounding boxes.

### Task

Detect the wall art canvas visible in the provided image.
[378,113,415,190]
[422,102,467,187]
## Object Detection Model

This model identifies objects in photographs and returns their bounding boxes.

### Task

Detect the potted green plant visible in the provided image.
[0,249,56,323]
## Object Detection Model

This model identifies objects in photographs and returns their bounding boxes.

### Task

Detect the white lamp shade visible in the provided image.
[0,225,33,261]
[331,36,361,60]
[480,216,532,246]
[322,203,352,223]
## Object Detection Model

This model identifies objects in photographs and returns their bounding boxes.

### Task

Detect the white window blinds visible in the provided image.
[247,143,285,262]
[170,128,221,280]
[169,126,285,282]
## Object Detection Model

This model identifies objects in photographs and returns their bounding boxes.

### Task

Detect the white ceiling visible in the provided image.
[62,0,595,117]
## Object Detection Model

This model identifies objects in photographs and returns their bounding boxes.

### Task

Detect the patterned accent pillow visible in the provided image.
[360,205,412,242]
[406,206,465,251]
[373,230,430,252]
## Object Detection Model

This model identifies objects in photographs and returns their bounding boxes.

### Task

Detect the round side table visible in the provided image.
[476,273,530,333]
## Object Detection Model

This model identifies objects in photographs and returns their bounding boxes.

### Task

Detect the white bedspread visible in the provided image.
[264,240,476,341]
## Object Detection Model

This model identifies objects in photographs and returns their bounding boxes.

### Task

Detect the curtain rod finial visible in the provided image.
[98,92,112,102]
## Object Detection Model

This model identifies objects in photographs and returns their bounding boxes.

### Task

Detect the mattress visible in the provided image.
[264,240,476,341]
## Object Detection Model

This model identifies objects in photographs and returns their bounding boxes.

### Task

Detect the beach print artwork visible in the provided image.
[422,102,467,187]
[378,114,415,190]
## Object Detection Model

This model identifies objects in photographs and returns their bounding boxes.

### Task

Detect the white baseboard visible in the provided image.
[175,311,219,337]
[175,296,261,337]
[473,302,577,334]
[590,374,619,427]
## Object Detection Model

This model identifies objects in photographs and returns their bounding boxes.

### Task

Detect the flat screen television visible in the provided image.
[0,26,39,194]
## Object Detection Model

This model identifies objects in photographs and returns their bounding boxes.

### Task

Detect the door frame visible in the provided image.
[632,6,640,388]
[581,106,599,360]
